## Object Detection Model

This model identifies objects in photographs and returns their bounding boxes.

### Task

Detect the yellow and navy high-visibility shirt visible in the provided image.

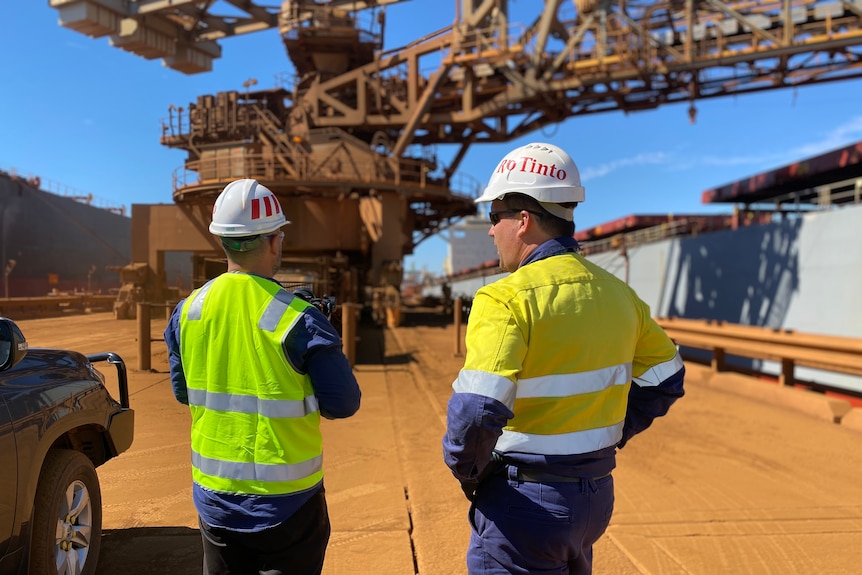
[443,236,685,481]
[179,272,324,498]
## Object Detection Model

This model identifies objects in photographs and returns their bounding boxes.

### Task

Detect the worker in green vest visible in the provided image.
[165,178,361,575]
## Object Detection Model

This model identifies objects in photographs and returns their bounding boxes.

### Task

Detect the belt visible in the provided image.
[516,470,611,484]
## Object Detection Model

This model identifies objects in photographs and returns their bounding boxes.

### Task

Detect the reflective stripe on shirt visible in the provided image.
[452,363,635,455]
[517,363,632,397]
[452,369,516,409]
[495,423,623,455]
[453,362,632,406]
[633,353,684,386]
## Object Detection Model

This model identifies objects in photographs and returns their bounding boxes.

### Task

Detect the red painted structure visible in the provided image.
[702,141,862,205]
[574,214,732,242]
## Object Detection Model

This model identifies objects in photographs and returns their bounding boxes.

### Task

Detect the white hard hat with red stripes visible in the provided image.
[209,179,289,238]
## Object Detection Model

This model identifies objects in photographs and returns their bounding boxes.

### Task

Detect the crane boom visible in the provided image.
[53,1,862,168]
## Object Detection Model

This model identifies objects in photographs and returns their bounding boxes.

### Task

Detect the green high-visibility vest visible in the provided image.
[179,273,323,496]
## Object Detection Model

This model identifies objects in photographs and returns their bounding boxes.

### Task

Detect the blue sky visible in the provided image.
[2,2,861,276]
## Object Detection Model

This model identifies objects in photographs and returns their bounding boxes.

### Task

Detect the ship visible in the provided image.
[0,169,131,298]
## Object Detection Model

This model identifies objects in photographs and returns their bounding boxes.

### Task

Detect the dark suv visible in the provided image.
[0,318,134,575]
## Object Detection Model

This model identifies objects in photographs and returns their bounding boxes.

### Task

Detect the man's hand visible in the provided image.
[458,452,507,502]
[460,481,479,502]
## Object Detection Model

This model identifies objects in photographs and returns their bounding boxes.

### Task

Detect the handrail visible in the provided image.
[656,317,862,397]
[658,317,862,354]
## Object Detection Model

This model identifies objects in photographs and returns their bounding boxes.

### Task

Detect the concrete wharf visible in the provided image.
[11,311,862,575]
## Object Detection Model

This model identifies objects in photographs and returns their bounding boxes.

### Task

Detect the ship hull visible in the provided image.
[0,172,131,297]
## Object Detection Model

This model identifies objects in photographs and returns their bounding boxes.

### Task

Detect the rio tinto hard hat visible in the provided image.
[209,179,289,237]
[475,142,586,206]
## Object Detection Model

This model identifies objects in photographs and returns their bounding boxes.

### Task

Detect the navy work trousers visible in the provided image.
[199,489,331,575]
[467,470,614,575]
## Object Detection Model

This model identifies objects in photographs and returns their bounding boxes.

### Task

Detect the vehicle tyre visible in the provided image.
[29,449,102,575]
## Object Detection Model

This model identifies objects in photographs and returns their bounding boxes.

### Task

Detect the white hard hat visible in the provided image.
[209,179,289,237]
[475,142,585,220]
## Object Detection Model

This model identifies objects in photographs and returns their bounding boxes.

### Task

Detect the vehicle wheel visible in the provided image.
[29,449,102,575]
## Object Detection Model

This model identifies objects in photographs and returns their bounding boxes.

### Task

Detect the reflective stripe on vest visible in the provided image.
[179,273,323,496]
[186,388,320,418]
[191,451,323,484]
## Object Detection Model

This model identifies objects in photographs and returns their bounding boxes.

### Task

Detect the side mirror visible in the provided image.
[0,317,28,371]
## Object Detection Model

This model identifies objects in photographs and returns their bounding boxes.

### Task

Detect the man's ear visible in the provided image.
[268,234,281,255]
[516,211,532,238]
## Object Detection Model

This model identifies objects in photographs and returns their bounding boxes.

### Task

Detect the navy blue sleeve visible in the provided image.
[284,307,361,420]
[163,299,189,405]
[442,391,512,483]
[618,365,685,449]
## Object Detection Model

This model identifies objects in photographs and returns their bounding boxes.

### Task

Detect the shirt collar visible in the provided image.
[520,236,580,268]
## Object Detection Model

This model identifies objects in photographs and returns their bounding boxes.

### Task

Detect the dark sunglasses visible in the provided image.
[489,209,543,226]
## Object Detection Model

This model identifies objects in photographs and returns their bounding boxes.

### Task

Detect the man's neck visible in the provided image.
[227,263,271,276]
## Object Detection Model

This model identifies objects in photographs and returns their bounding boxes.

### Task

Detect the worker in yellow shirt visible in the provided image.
[443,142,685,575]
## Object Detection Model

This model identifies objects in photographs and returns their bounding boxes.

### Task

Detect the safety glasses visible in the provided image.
[489,209,542,226]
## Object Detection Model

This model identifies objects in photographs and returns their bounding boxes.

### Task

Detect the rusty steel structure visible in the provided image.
[50,0,862,312]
